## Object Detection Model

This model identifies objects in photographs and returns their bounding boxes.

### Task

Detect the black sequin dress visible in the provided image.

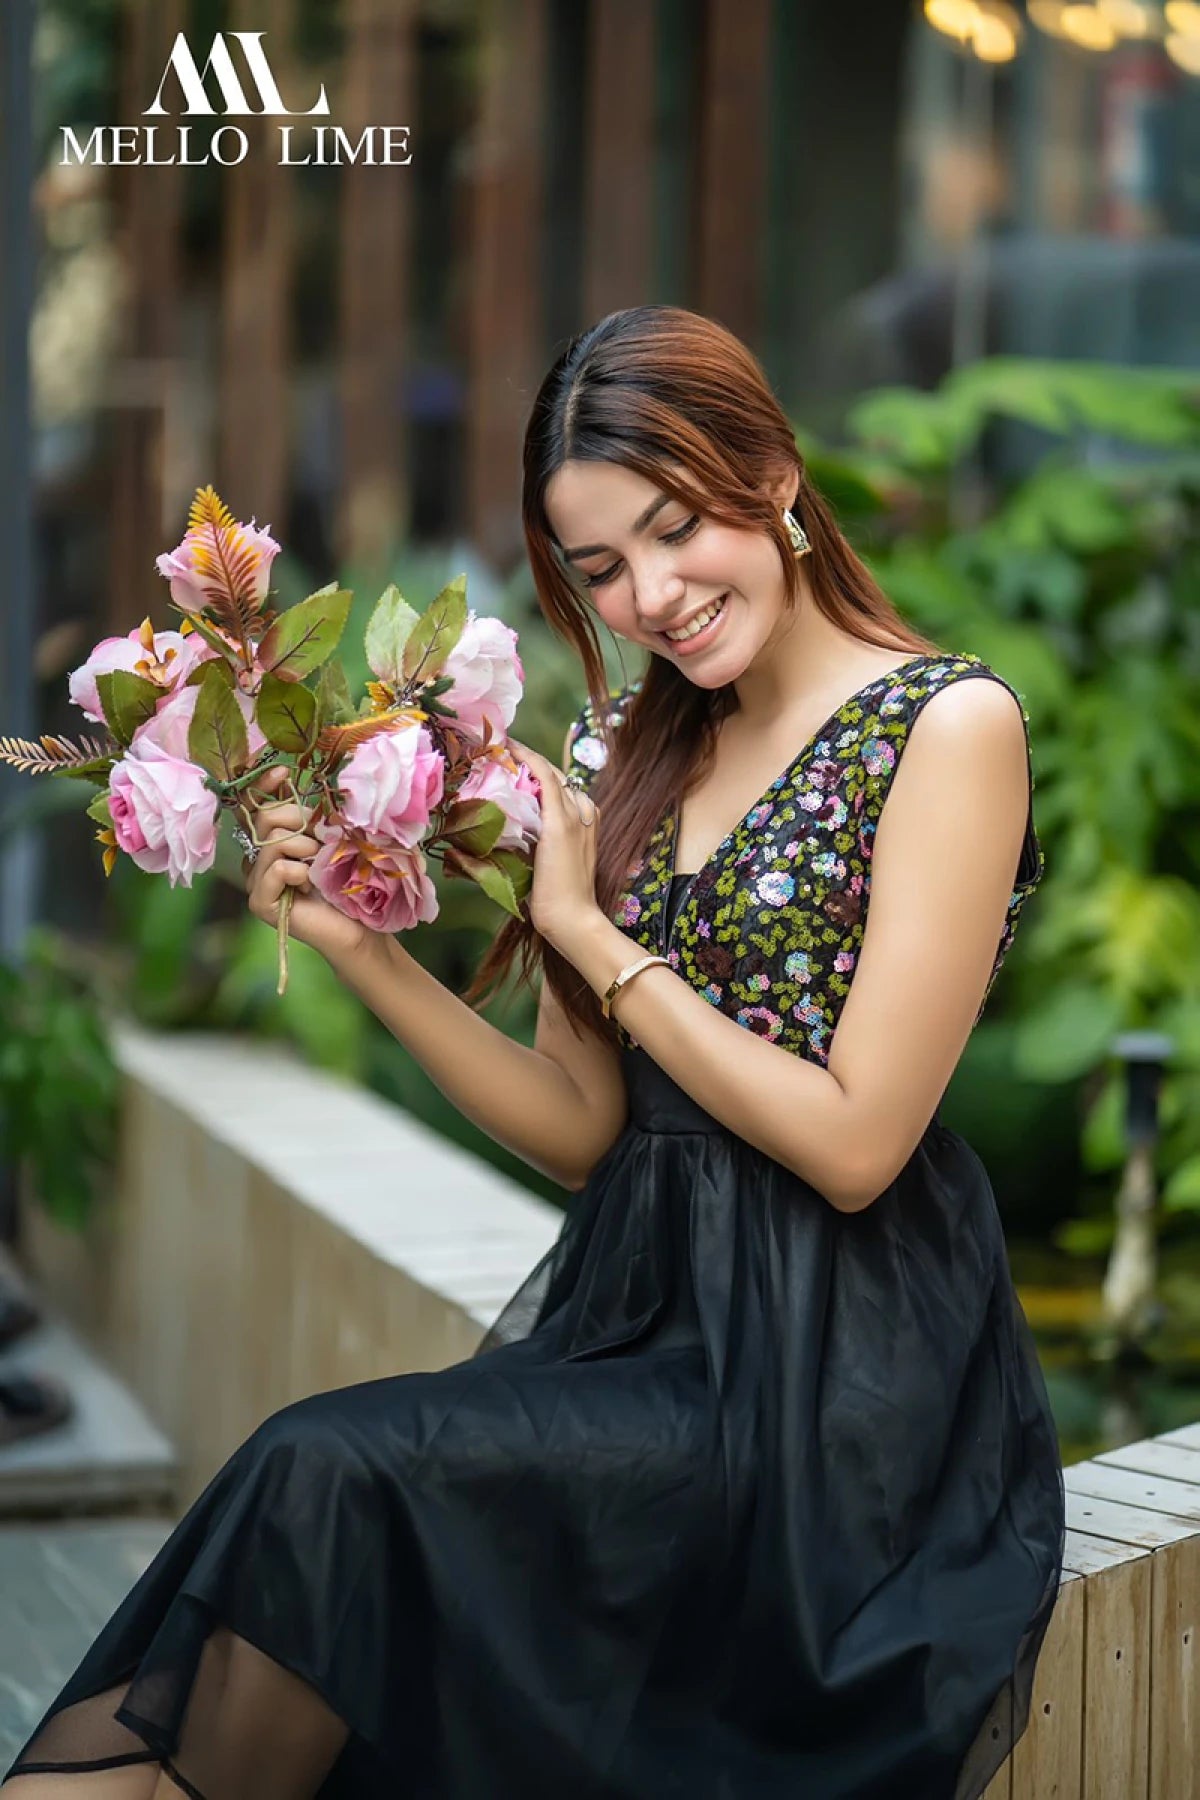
[3,652,1065,1800]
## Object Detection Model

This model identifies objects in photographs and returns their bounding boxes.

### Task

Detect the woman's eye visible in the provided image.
[582,515,701,591]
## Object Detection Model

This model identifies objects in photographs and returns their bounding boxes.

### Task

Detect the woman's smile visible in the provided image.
[656,591,729,655]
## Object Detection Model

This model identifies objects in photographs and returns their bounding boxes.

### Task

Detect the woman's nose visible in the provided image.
[636,576,687,633]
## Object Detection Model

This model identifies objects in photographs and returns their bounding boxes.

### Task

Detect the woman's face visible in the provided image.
[543,459,796,689]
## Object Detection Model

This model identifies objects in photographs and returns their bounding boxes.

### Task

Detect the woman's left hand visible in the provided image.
[506,737,605,960]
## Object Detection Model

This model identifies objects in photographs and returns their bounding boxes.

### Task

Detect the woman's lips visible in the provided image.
[657,593,729,654]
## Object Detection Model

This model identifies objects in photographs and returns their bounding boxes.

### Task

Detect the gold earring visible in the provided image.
[783,507,811,557]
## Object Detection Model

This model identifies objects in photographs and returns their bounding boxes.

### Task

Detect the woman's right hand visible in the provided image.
[241,765,371,967]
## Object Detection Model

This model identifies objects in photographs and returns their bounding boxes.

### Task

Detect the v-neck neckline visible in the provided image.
[663,653,934,899]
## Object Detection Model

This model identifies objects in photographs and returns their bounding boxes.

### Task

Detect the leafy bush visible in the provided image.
[796,357,1200,1247]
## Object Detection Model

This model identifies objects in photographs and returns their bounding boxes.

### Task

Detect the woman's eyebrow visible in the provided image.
[561,493,673,562]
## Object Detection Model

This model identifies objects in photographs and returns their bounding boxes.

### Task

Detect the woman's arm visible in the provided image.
[318,723,628,1193]
[565,678,1030,1211]
[324,932,622,1190]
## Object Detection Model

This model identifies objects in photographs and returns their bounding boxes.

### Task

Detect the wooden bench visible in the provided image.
[983,1421,1200,1798]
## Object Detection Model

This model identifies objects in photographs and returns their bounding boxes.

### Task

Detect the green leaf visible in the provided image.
[85,791,113,829]
[446,847,522,918]
[315,657,356,726]
[187,665,250,781]
[257,589,352,682]
[364,583,421,684]
[47,759,117,786]
[1162,1153,1200,1213]
[492,847,533,904]
[171,614,235,662]
[401,575,468,685]
[94,670,161,746]
[184,654,237,689]
[441,796,507,857]
[1011,985,1124,1083]
[255,670,318,755]
[1052,1215,1116,1257]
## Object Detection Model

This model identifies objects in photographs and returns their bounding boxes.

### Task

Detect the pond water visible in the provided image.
[1013,1240,1200,1466]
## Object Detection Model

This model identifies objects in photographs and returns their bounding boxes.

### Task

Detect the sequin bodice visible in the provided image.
[566,653,1044,1061]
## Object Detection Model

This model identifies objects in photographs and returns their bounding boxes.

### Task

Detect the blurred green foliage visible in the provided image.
[0,928,119,1230]
[798,356,1200,1256]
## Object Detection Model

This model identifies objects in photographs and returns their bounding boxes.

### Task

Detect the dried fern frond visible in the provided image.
[181,484,273,642]
[0,732,115,775]
[314,709,419,765]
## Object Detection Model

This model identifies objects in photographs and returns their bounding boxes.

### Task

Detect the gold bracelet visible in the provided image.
[600,953,672,1021]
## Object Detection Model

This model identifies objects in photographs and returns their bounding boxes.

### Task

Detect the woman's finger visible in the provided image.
[264,829,320,857]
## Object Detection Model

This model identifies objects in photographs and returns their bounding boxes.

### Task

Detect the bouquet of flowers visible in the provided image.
[0,486,541,994]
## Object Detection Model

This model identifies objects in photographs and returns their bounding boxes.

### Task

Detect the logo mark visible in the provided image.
[144,32,330,118]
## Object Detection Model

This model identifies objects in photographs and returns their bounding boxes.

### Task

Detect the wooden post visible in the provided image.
[464,0,548,573]
[106,0,186,631]
[218,0,296,536]
[693,0,772,345]
[337,0,416,570]
[580,0,655,328]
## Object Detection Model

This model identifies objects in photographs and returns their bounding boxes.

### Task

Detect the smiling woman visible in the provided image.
[2,306,1064,1800]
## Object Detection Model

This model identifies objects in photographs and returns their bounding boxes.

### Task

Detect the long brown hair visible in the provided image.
[462,305,941,1045]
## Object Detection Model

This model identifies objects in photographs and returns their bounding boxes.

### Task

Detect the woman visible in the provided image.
[3,305,1065,1799]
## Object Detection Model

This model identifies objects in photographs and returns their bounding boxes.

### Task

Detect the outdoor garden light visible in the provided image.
[1098,1030,1175,1352]
[1164,0,1200,30]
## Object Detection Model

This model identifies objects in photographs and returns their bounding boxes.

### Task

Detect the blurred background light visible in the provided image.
[1165,28,1200,62]
[974,2,1023,59]
[1164,0,1200,32]
[925,0,983,41]
[1097,0,1165,35]
[1027,1,1075,36]
[1060,5,1120,48]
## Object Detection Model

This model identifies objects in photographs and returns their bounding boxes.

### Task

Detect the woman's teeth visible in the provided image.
[663,595,727,643]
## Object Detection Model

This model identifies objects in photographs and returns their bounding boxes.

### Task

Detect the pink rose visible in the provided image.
[336,723,444,848]
[309,822,440,932]
[108,741,219,887]
[131,680,268,764]
[156,517,280,615]
[439,614,524,741]
[457,755,541,853]
[68,627,215,724]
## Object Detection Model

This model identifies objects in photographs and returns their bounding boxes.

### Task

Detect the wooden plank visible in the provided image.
[1082,1544,1151,1796]
[1066,1458,1200,1527]
[1150,1533,1200,1800]
[1063,1527,1154,1580]
[1008,1567,1085,1800]
[1065,1489,1200,1549]
[1096,1439,1200,1484]
[1160,1423,1200,1452]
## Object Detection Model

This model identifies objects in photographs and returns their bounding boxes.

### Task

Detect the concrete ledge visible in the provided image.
[19,1019,563,1507]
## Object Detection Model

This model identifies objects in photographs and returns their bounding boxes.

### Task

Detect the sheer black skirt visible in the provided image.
[3,1043,1065,1799]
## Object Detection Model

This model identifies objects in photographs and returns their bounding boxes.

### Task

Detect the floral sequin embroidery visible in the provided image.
[565,654,1045,1062]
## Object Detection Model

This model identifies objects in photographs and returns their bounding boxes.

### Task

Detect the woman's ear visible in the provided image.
[766,463,801,514]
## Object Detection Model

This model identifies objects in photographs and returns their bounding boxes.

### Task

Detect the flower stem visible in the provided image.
[277,886,293,996]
